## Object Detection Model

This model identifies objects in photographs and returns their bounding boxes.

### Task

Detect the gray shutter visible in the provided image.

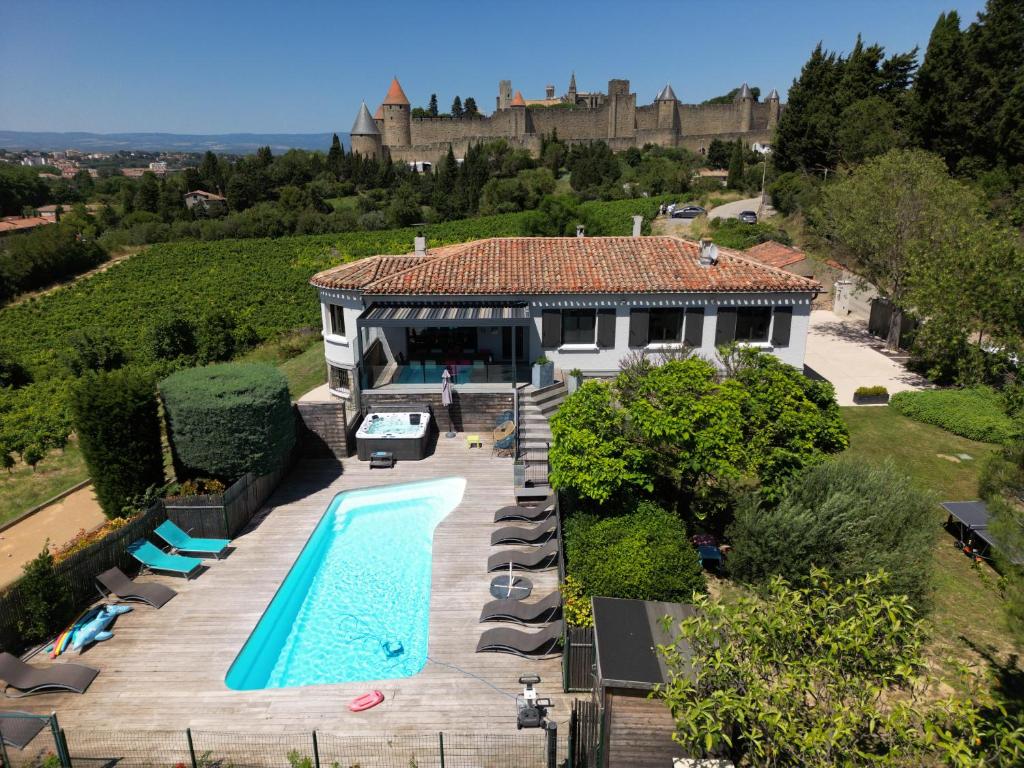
[597,309,616,348]
[628,310,649,347]
[541,310,561,349]
[684,308,705,347]
[715,308,737,346]
[771,306,793,347]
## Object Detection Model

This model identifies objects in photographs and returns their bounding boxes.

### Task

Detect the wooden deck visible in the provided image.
[3,436,571,737]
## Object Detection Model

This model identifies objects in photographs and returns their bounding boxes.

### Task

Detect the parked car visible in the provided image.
[671,205,706,219]
[738,210,758,224]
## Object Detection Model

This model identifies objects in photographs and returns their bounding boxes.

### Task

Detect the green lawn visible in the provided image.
[238,331,325,399]
[842,406,1020,669]
[326,195,360,213]
[0,438,88,523]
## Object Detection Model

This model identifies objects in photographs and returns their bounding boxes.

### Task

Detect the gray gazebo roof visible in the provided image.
[655,83,678,102]
[351,102,380,136]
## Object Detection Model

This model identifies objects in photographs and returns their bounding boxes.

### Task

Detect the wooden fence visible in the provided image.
[568,699,603,768]
[563,625,596,693]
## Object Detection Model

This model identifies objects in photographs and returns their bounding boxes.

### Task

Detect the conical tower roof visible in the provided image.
[767,88,779,100]
[568,71,577,92]
[510,90,526,107]
[656,83,678,102]
[351,102,380,136]
[383,77,409,106]
[737,82,753,100]
[373,104,383,120]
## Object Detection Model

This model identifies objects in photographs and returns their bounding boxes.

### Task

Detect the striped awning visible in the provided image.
[359,302,531,327]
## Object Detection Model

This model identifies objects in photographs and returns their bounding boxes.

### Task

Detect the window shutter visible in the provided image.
[684,308,704,348]
[541,310,561,349]
[715,308,737,346]
[597,309,616,348]
[628,310,649,347]
[772,306,793,347]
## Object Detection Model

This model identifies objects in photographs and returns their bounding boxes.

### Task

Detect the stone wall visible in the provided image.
[294,400,350,460]
[361,390,515,433]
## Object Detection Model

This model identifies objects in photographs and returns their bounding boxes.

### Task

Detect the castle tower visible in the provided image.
[655,83,679,132]
[350,101,382,160]
[373,104,384,133]
[736,82,753,132]
[766,88,780,130]
[509,90,528,137]
[567,71,577,104]
[381,77,411,149]
[497,80,513,111]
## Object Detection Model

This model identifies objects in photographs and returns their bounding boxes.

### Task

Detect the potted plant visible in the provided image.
[566,368,583,394]
[853,385,890,405]
[532,355,555,389]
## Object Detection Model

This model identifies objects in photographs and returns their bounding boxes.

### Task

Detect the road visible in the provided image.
[653,196,771,236]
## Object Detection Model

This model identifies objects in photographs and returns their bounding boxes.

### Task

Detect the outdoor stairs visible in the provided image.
[517,379,568,488]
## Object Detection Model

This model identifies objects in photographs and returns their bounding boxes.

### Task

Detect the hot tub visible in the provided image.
[356,410,432,461]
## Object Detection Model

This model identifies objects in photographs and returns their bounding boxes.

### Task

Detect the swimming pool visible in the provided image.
[225,477,466,690]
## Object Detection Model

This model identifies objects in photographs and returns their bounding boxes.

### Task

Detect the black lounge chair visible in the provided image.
[487,541,559,572]
[0,712,47,749]
[0,653,98,697]
[96,567,177,609]
[491,518,557,546]
[475,620,564,657]
[480,591,562,625]
[493,496,556,523]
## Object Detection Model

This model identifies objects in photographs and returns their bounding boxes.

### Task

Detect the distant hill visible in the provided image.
[0,131,348,154]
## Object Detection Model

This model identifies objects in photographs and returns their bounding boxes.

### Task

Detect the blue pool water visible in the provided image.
[225,477,466,690]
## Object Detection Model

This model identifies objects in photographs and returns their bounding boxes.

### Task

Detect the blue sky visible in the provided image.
[0,0,988,134]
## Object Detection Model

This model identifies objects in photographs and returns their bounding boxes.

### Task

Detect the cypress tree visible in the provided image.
[463,97,479,117]
[327,133,344,177]
[451,96,463,118]
[727,140,745,189]
[914,12,972,169]
[428,93,439,117]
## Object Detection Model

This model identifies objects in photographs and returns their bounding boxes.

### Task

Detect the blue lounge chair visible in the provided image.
[127,539,203,579]
[154,520,230,559]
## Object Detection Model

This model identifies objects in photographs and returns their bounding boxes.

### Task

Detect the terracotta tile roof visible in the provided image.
[383,77,410,106]
[0,216,53,233]
[373,104,384,120]
[185,190,226,201]
[510,90,526,107]
[744,240,806,270]
[311,237,821,296]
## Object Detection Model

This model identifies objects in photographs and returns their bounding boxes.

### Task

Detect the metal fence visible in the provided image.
[562,626,596,693]
[0,712,67,768]
[568,700,603,768]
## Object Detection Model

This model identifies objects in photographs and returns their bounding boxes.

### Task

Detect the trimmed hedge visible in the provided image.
[854,385,889,398]
[70,367,165,517]
[160,363,295,482]
[890,387,1015,444]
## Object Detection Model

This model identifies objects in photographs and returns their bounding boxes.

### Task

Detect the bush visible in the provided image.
[890,387,1015,443]
[70,368,164,517]
[17,546,73,644]
[560,574,593,627]
[854,385,889,397]
[727,457,935,608]
[160,362,295,482]
[151,316,197,361]
[564,501,706,601]
[709,217,792,250]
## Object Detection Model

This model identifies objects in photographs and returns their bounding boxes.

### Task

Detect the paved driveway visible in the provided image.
[805,310,929,405]
[708,196,766,220]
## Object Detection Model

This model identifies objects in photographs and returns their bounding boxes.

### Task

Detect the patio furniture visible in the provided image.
[154,520,230,559]
[491,518,557,546]
[494,497,556,523]
[489,574,533,600]
[0,712,47,749]
[475,621,564,658]
[942,500,1024,566]
[487,541,559,572]
[369,451,395,469]
[127,539,203,579]
[480,591,562,625]
[697,544,723,570]
[466,434,483,449]
[0,653,99,697]
[96,566,177,608]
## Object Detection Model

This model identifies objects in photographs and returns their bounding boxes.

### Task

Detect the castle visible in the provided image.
[350,74,783,165]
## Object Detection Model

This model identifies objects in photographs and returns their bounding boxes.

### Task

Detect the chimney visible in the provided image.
[631,215,643,237]
[576,224,585,238]
[698,238,718,267]
[414,235,427,255]
[546,84,555,99]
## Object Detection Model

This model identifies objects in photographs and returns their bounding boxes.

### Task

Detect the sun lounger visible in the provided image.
[493,496,556,523]
[96,567,177,608]
[479,591,562,625]
[0,653,98,697]
[127,539,202,579]
[475,621,564,657]
[487,541,559,572]
[0,712,47,748]
[491,518,557,546]
[154,520,230,558]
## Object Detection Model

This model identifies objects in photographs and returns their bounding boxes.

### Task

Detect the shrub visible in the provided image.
[151,316,197,361]
[854,385,889,397]
[62,329,126,376]
[564,501,706,601]
[70,368,165,517]
[560,574,594,627]
[196,310,236,364]
[890,387,1015,443]
[727,457,935,608]
[160,362,295,482]
[17,546,72,643]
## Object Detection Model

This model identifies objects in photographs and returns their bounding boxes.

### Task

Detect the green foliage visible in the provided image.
[62,329,126,376]
[566,142,621,196]
[0,348,31,388]
[564,501,705,601]
[728,457,935,607]
[726,140,745,189]
[560,574,593,627]
[17,546,72,643]
[854,385,889,397]
[708,217,790,250]
[151,316,197,362]
[0,163,48,215]
[196,310,237,364]
[0,223,106,303]
[890,387,1015,443]
[70,368,164,517]
[768,171,821,216]
[160,363,295,482]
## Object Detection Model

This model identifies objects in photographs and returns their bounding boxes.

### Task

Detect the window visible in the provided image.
[561,309,596,345]
[328,304,345,337]
[648,309,683,343]
[734,307,772,342]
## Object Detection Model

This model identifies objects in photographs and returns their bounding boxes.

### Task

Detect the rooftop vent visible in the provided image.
[632,215,643,237]
[576,224,585,238]
[698,238,718,267]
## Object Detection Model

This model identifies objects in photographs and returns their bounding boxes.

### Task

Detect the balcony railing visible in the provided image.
[362,362,531,389]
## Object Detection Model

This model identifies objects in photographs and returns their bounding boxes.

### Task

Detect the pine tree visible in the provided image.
[726,140,745,189]
[198,150,222,192]
[428,94,439,117]
[451,96,463,118]
[913,12,971,170]
[463,97,479,117]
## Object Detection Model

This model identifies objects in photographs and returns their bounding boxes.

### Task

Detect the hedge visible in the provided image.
[890,387,1015,444]
[160,363,295,482]
[70,367,165,517]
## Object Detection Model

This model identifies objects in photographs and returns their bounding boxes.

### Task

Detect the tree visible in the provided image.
[463,96,479,117]
[17,547,72,643]
[913,11,972,169]
[134,172,160,213]
[658,570,1023,766]
[196,310,236,363]
[450,96,463,118]
[428,93,438,117]
[197,150,223,192]
[0,164,48,215]
[326,133,344,177]
[706,138,732,170]
[70,368,165,517]
[62,329,126,376]
[726,139,745,188]
[836,96,902,164]
[150,315,197,361]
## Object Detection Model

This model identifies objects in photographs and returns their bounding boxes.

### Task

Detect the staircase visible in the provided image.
[516,380,568,488]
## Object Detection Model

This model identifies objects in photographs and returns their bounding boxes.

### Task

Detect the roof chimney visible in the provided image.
[698,238,718,266]
[414,235,427,255]
[576,224,585,238]
[632,215,643,237]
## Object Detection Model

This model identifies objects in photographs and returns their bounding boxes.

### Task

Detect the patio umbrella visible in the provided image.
[441,369,456,438]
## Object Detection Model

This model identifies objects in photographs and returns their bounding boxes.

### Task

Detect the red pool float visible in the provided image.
[349,690,384,712]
